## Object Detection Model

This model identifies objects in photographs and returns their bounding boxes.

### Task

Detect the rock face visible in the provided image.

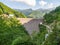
[18,18,43,35]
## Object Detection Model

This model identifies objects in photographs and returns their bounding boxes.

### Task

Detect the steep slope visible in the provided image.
[15,9,32,17]
[29,9,51,19]
[29,10,45,19]
[43,6,60,45]
[0,15,30,45]
[18,9,32,15]
[45,6,60,21]
[16,8,51,18]
[0,2,26,18]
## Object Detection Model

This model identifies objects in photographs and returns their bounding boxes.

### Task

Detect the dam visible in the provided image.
[18,18,43,35]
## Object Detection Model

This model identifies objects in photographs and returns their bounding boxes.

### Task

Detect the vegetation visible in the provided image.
[31,6,60,45]
[0,2,60,45]
[43,6,60,45]
[0,2,26,18]
[44,13,55,24]
[31,24,47,45]
[0,15,29,45]
[16,8,51,18]
[29,10,45,19]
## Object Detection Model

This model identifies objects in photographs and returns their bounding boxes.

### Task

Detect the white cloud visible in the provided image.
[39,0,47,6]
[47,3,54,9]
[39,0,55,9]
[11,0,36,7]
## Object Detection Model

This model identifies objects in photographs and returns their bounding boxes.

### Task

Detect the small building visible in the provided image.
[8,14,14,18]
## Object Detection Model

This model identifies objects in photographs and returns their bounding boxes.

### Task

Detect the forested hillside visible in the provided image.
[28,6,60,45]
[0,15,32,45]
[42,6,60,45]
[29,10,45,19]
[0,2,26,18]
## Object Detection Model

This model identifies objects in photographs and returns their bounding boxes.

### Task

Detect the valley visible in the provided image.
[0,1,60,45]
[15,8,52,18]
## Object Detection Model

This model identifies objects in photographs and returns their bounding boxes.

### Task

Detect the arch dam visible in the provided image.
[17,18,43,35]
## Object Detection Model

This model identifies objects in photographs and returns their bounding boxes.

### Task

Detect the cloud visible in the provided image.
[47,3,54,9]
[11,0,36,7]
[39,0,55,9]
[39,0,47,6]
[45,3,55,9]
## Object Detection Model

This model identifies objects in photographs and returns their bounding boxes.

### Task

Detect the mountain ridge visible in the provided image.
[0,2,26,18]
[15,8,52,18]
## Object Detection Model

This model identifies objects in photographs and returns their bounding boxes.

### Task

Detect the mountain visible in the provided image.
[0,2,26,18]
[29,10,45,19]
[29,9,51,18]
[15,9,32,16]
[52,6,60,20]
[44,6,60,23]
[16,8,51,18]
[36,8,52,13]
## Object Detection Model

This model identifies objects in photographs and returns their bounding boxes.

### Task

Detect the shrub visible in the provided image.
[0,15,29,45]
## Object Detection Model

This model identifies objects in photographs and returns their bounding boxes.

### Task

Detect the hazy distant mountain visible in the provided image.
[36,8,52,13]
[29,10,45,19]
[15,8,52,18]
[28,9,51,18]
[15,9,32,16]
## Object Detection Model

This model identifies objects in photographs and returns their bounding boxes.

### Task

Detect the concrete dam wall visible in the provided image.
[18,18,43,35]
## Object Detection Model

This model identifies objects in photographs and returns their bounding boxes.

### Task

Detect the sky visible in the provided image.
[0,0,60,10]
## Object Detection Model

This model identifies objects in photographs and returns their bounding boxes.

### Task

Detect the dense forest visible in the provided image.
[0,2,60,45]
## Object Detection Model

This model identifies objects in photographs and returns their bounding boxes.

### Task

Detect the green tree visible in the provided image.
[44,13,55,24]
[32,24,47,45]
[0,15,29,45]
[12,36,35,45]
[44,23,59,45]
